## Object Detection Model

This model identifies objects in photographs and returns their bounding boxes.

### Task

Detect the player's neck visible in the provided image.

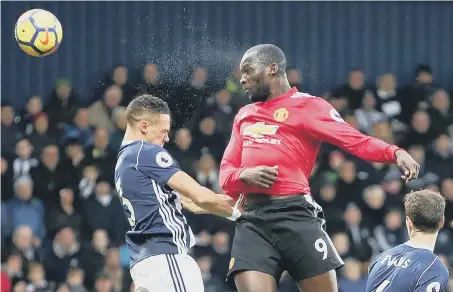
[124,128,144,143]
[268,79,292,100]
[408,231,438,252]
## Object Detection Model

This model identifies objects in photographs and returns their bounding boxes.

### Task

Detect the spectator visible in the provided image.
[108,107,127,153]
[333,69,367,111]
[85,128,116,182]
[6,176,46,241]
[25,262,51,292]
[400,64,437,124]
[171,66,211,128]
[88,86,122,132]
[30,145,66,208]
[354,90,387,135]
[195,152,222,193]
[78,165,99,200]
[1,157,14,201]
[332,232,352,259]
[46,188,82,238]
[343,203,374,262]
[19,96,43,136]
[6,226,38,274]
[441,178,453,232]
[94,273,112,292]
[286,68,302,89]
[61,108,94,148]
[426,134,453,180]
[27,113,56,155]
[196,255,226,292]
[404,110,439,148]
[44,79,80,134]
[167,128,198,177]
[40,227,87,285]
[193,89,237,139]
[1,103,22,155]
[80,230,109,289]
[12,139,38,179]
[61,139,89,189]
[374,74,402,123]
[2,252,24,287]
[110,65,136,106]
[373,209,407,252]
[338,258,368,292]
[191,117,227,162]
[103,247,128,292]
[136,63,168,99]
[65,268,87,292]
[82,181,127,243]
[428,89,452,134]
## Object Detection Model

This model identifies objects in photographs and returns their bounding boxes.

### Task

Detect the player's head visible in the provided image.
[404,190,445,236]
[239,44,287,102]
[125,95,171,146]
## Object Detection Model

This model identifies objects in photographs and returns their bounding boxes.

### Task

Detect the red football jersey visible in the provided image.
[219,87,403,199]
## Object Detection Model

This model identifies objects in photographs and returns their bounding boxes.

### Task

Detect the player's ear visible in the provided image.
[269,63,278,76]
[139,120,149,134]
[440,216,445,229]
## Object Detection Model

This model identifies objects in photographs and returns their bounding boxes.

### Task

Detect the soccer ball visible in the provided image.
[15,9,63,57]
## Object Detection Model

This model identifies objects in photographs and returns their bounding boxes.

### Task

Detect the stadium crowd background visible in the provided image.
[1,62,453,292]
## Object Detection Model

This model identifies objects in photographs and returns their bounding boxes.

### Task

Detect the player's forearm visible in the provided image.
[343,136,402,163]
[180,195,210,214]
[219,161,247,196]
[167,171,240,220]
[191,186,237,218]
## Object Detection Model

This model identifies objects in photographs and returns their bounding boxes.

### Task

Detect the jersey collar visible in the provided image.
[404,240,434,252]
[260,87,298,105]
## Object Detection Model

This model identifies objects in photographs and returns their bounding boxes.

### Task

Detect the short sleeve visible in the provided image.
[136,142,180,185]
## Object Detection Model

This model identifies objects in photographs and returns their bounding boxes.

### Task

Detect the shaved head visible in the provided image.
[239,44,290,102]
[241,44,287,76]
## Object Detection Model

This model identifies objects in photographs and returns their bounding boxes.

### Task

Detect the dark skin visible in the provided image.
[234,50,420,292]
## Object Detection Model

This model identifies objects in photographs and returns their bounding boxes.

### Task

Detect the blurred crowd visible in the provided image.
[1,63,453,292]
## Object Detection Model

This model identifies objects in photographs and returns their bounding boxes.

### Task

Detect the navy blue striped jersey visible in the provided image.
[366,241,449,292]
[114,140,195,267]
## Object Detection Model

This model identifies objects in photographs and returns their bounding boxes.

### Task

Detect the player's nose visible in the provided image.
[240,74,247,85]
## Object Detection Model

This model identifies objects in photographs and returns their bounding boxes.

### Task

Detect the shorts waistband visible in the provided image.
[244,193,311,210]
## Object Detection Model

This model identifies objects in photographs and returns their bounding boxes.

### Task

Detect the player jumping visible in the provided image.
[366,190,449,292]
[219,44,420,292]
[115,95,242,292]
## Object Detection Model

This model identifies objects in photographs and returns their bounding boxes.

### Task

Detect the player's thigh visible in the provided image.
[296,270,338,292]
[172,253,204,292]
[228,220,283,284]
[130,254,203,292]
[234,271,278,292]
[278,215,344,281]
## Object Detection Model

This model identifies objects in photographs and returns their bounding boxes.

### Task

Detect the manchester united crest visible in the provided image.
[273,108,289,122]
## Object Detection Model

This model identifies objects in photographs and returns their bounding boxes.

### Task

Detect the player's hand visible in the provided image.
[396,150,420,182]
[239,165,278,188]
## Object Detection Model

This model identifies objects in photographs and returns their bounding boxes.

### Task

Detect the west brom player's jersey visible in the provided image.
[114,140,195,267]
[366,241,449,292]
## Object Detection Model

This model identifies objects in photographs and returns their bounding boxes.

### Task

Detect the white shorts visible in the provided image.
[130,254,204,292]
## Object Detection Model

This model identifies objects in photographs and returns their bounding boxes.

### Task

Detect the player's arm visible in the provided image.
[139,145,241,220]
[167,171,240,219]
[302,98,419,181]
[219,114,248,198]
[179,194,234,214]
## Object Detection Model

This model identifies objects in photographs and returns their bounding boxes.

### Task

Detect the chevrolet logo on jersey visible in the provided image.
[242,122,279,138]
